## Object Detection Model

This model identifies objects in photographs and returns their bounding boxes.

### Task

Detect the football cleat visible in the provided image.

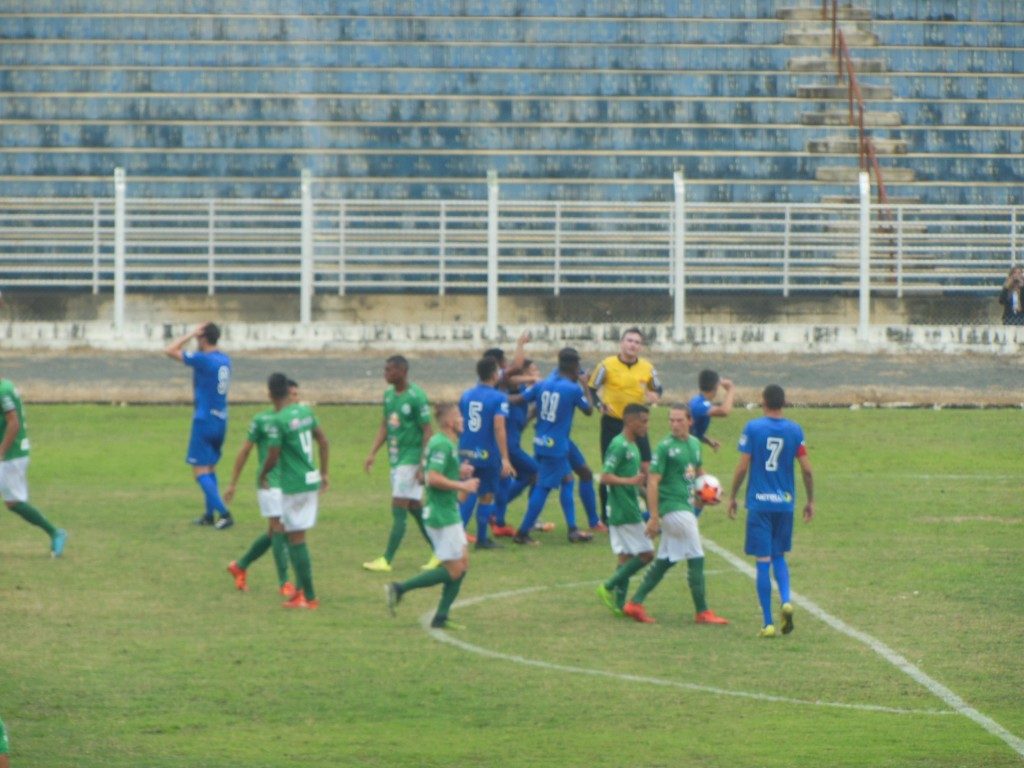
[465,532,477,544]
[695,610,729,625]
[385,582,403,616]
[279,581,297,598]
[227,561,248,591]
[623,602,656,624]
[589,522,609,533]
[490,523,517,537]
[304,598,320,610]
[474,539,502,550]
[780,602,795,635]
[193,515,215,526]
[429,615,464,630]
[512,532,539,545]
[759,624,777,638]
[533,522,556,532]
[596,584,622,616]
[50,529,68,558]
[567,528,593,543]
[214,514,234,530]
[362,556,393,573]
[282,592,309,609]
[420,554,442,571]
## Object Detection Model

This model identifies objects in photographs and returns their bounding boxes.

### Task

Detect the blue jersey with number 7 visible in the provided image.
[523,372,591,458]
[458,383,509,468]
[738,416,806,513]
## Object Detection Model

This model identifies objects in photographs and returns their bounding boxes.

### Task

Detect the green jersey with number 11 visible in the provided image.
[270,403,321,494]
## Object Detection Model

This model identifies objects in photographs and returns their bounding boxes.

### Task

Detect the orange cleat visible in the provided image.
[227,561,248,592]
[623,601,656,624]
[304,598,320,610]
[491,523,516,537]
[282,591,309,609]
[695,610,729,625]
[533,522,556,533]
[590,522,609,533]
[279,582,297,599]
[466,532,477,544]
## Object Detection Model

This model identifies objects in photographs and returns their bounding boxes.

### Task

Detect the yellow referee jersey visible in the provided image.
[588,355,661,419]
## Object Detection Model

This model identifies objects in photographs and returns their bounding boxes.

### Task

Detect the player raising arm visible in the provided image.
[689,369,735,451]
[727,384,814,638]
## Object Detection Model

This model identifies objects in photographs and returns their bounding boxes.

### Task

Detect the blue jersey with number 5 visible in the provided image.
[458,383,509,468]
[524,372,591,458]
[183,350,231,420]
[738,416,806,513]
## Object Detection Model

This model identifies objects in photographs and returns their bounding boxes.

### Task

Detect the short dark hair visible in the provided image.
[385,354,408,370]
[621,326,644,341]
[698,369,720,392]
[623,403,649,419]
[434,401,458,420]
[763,384,786,410]
[268,372,289,399]
[201,322,221,345]
[287,378,298,389]
[668,402,692,416]
[476,356,499,382]
[557,346,580,373]
[483,347,505,366]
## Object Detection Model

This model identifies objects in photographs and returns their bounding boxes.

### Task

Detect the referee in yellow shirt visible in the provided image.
[588,326,663,519]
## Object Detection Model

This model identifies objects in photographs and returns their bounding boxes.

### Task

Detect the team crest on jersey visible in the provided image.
[684,464,696,480]
[388,413,401,427]
[401,404,411,415]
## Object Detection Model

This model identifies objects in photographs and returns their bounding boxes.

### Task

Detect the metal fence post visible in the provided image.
[554,202,562,297]
[337,200,346,297]
[672,171,686,344]
[207,199,216,296]
[782,205,791,298]
[300,169,313,325]
[91,199,100,295]
[896,206,904,299]
[857,171,871,342]
[438,201,447,297]
[486,170,499,339]
[1011,207,1018,266]
[113,168,126,333]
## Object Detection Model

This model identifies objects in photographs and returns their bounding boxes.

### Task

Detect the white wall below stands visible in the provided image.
[2,321,1023,355]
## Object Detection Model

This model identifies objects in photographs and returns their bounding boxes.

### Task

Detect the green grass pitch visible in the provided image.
[2,404,1022,767]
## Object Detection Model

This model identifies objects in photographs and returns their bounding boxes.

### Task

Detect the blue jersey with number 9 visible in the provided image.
[183,349,231,420]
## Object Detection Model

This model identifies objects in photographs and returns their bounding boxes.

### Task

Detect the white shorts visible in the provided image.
[390,464,423,502]
[0,457,29,503]
[426,523,468,562]
[657,510,704,562]
[281,491,318,532]
[257,487,284,519]
[609,522,654,556]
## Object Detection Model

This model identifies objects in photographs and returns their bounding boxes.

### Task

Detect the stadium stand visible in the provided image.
[0,0,1021,203]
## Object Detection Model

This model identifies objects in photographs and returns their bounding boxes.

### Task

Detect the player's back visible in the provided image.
[185,349,231,420]
[529,374,589,458]
[273,402,321,493]
[689,392,712,440]
[458,383,508,466]
[740,415,805,513]
[506,384,530,446]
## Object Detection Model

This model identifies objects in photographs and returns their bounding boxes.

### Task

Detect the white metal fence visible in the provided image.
[1,170,1021,335]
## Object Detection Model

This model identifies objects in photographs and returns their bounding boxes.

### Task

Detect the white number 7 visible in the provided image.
[765,437,783,471]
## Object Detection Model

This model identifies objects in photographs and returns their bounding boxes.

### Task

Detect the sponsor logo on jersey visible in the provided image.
[754,491,793,503]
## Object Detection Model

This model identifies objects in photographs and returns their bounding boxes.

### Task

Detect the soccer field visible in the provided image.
[3,404,1022,767]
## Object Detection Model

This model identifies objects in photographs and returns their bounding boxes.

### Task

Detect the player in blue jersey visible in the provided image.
[689,369,735,451]
[513,348,595,544]
[165,322,234,529]
[727,384,814,638]
[457,356,514,549]
[490,358,541,537]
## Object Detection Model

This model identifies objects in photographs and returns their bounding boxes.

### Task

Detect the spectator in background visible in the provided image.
[998,266,1024,325]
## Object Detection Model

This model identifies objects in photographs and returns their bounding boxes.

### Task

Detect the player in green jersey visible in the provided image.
[259,373,329,609]
[596,404,654,620]
[624,403,729,625]
[0,378,66,557]
[386,402,480,630]
[362,356,435,573]
[224,378,301,597]
[0,713,9,768]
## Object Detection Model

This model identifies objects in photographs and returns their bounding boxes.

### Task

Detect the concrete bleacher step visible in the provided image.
[788,56,885,73]
[776,6,872,22]
[797,84,894,100]
[816,166,916,183]
[824,220,927,234]
[821,194,920,205]
[807,137,908,154]
[783,29,879,46]
[801,109,902,127]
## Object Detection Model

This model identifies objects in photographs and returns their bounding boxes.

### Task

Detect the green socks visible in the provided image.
[288,542,315,600]
[603,555,648,591]
[409,504,431,545]
[614,582,628,611]
[383,505,408,562]
[10,501,57,537]
[687,557,709,613]
[238,533,272,570]
[436,573,464,618]
[271,532,291,586]
[400,566,450,593]
[631,558,674,605]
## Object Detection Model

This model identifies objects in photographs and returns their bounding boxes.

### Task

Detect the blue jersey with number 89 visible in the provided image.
[183,350,231,420]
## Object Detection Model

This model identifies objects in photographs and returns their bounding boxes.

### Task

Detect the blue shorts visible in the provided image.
[509,444,539,481]
[744,508,794,557]
[567,440,589,472]
[536,455,572,490]
[471,464,502,497]
[187,417,226,467]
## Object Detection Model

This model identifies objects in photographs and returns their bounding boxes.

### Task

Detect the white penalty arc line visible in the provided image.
[700,537,1024,758]
[420,582,953,718]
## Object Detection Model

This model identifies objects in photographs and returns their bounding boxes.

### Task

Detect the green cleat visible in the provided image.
[430,615,465,631]
[780,602,795,635]
[596,584,623,617]
[759,624,777,639]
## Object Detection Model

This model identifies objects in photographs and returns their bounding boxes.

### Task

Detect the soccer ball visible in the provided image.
[694,474,723,505]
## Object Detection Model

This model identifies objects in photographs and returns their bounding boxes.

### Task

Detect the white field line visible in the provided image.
[420,583,953,718]
[701,537,1024,758]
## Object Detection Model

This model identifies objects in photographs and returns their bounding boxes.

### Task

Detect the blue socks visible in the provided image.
[518,485,549,535]
[559,480,578,530]
[196,473,228,519]
[507,475,533,504]
[476,502,496,544]
[772,555,791,604]
[578,479,598,527]
[459,493,477,527]
[756,560,774,626]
